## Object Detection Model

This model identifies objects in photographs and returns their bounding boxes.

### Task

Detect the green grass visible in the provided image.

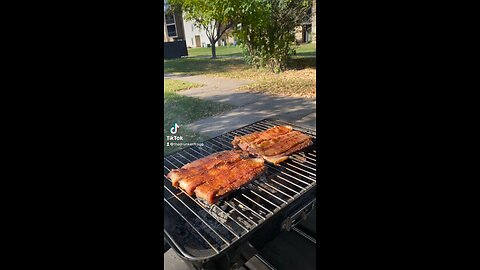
[164,58,246,76]
[187,46,243,58]
[294,43,316,57]
[164,79,202,91]
[164,57,316,76]
[186,43,315,58]
[164,79,235,155]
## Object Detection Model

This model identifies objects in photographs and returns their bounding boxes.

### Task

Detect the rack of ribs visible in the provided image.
[167,151,266,204]
[232,125,313,165]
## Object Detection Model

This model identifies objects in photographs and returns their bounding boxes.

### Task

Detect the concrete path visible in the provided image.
[165,74,316,138]
[296,111,316,127]
[165,73,259,107]
[187,95,316,137]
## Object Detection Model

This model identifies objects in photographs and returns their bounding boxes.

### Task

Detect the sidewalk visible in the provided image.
[164,74,316,138]
[164,74,258,107]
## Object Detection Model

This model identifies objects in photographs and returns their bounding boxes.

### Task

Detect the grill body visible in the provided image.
[164,119,317,269]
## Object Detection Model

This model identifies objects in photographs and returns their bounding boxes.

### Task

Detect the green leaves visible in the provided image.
[167,0,311,71]
[230,0,310,72]
[167,0,239,58]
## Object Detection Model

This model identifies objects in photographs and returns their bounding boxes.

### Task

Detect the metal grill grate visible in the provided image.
[163,119,317,260]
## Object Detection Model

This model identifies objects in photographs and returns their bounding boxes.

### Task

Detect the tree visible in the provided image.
[166,0,311,71]
[167,0,235,59]
[233,0,312,72]
[311,0,316,44]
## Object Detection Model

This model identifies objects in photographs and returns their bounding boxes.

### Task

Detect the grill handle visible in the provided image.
[282,198,316,231]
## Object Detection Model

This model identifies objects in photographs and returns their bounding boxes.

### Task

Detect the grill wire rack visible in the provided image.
[164,119,317,260]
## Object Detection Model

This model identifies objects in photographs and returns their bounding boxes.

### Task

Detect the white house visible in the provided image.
[182,14,233,48]
[182,17,212,48]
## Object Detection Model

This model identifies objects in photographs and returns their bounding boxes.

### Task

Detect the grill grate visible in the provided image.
[164,119,317,260]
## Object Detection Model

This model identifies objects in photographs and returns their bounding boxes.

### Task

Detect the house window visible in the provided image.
[165,14,175,25]
[165,13,177,37]
[167,25,177,37]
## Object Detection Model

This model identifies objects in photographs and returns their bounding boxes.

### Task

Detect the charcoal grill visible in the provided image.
[164,119,317,270]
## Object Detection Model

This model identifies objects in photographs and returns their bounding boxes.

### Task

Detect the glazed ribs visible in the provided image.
[232,125,313,165]
[167,151,265,204]
[166,125,312,204]
[193,157,265,204]
[168,150,242,190]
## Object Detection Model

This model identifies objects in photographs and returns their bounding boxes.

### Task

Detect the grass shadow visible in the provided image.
[188,52,243,59]
[287,57,316,70]
[164,53,316,76]
[294,51,317,57]
[164,58,247,75]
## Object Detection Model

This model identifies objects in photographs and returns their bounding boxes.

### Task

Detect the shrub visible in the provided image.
[233,0,311,73]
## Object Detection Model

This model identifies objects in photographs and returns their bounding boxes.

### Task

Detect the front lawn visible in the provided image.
[164,79,235,155]
[164,48,316,98]
[187,43,316,58]
[187,46,243,58]
[294,43,316,57]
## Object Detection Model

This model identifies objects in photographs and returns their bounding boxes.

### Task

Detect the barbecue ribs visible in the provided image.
[232,125,313,165]
[168,150,242,189]
[167,151,266,204]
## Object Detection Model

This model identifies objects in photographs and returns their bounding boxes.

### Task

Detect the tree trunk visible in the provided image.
[312,0,316,44]
[211,40,217,59]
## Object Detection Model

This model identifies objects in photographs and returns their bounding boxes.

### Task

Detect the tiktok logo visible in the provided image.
[170,123,180,134]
